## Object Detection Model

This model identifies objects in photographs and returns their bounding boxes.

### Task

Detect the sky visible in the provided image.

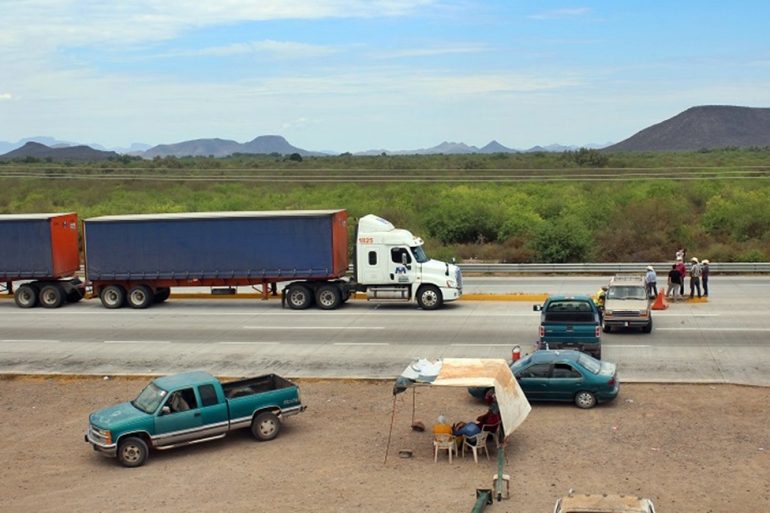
[1,1,770,153]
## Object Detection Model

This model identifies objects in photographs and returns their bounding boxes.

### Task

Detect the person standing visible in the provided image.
[701,259,710,297]
[667,264,681,301]
[676,258,686,297]
[689,257,702,298]
[645,265,658,299]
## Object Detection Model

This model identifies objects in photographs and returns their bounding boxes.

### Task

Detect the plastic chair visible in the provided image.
[480,422,500,447]
[462,430,490,463]
[433,433,457,463]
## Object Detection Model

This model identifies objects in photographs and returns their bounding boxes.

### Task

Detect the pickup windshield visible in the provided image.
[410,245,429,264]
[131,382,168,414]
[607,286,647,300]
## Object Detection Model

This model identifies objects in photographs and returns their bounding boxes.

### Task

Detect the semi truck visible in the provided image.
[82,209,462,310]
[0,213,85,308]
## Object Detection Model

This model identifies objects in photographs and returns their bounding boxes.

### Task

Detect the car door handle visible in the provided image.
[193,412,201,417]
[390,273,394,279]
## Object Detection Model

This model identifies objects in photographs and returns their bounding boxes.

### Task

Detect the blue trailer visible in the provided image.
[83,210,350,309]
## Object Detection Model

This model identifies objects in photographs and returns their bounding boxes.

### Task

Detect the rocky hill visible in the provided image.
[143,135,322,158]
[606,105,770,152]
[0,142,118,161]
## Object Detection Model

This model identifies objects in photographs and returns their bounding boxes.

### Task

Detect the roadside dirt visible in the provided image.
[1,376,768,513]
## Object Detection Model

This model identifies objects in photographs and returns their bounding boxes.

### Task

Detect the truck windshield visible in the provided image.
[131,382,168,414]
[410,245,429,263]
[608,286,647,300]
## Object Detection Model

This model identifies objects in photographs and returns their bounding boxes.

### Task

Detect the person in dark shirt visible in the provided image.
[667,264,682,301]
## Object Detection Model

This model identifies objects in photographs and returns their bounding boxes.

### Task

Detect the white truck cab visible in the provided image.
[354,214,462,309]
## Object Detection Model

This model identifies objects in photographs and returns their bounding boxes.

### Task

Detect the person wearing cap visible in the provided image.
[689,257,702,299]
[701,259,710,297]
[676,257,686,297]
[645,265,657,299]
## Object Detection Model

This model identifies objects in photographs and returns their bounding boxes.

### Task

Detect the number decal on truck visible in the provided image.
[358,237,374,244]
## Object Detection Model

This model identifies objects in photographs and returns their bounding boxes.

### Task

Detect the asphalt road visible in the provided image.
[1,276,768,384]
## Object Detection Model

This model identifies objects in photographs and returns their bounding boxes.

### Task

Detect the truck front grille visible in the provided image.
[88,424,110,444]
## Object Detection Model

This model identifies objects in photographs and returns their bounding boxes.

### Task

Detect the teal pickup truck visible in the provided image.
[85,371,305,467]
[533,295,602,359]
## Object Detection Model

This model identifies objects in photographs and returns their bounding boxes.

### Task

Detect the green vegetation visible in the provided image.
[2,148,770,263]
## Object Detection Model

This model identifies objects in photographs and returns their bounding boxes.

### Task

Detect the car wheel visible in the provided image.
[416,285,443,310]
[14,284,38,308]
[574,391,597,409]
[118,436,149,467]
[39,284,65,308]
[100,285,126,309]
[251,412,280,441]
[127,285,153,309]
[642,319,653,333]
[286,284,313,310]
[315,284,342,310]
[602,323,612,333]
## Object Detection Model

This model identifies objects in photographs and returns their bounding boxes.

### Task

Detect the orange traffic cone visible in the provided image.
[651,290,668,310]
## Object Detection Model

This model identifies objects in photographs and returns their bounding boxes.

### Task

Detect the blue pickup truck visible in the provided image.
[533,295,602,359]
[85,371,305,467]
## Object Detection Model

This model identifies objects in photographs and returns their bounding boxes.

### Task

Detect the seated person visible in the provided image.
[432,415,452,436]
[452,420,482,444]
[168,391,190,413]
[476,403,501,432]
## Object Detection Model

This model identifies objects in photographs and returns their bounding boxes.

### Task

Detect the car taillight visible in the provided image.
[595,326,601,337]
[539,326,544,338]
[608,375,617,386]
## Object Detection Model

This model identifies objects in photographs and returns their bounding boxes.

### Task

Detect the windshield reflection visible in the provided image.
[410,245,429,263]
[131,382,167,414]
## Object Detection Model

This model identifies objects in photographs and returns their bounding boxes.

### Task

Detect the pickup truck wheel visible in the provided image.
[14,284,38,308]
[602,323,612,333]
[574,391,597,409]
[642,319,653,333]
[127,285,153,309]
[251,412,280,441]
[286,284,313,310]
[416,285,443,310]
[39,284,65,308]
[315,284,342,310]
[118,436,148,467]
[100,285,126,309]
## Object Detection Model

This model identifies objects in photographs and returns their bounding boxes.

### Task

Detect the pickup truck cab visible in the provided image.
[534,295,602,359]
[85,371,305,467]
[554,493,656,513]
[603,274,653,333]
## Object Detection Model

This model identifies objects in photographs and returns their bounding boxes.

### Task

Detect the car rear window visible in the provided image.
[544,300,595,323]
[577,353,601,374]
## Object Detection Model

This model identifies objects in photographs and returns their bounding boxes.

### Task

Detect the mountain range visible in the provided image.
[2,105,769,161]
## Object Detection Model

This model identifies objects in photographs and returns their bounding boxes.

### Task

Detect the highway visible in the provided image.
[1,276,768,384]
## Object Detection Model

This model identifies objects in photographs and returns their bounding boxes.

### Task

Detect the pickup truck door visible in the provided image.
[196,383,229,437]
[154,388,203,446]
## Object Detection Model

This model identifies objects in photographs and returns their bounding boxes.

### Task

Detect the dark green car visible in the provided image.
[470,350,619,408]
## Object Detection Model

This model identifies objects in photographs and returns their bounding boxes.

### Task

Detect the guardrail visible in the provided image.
[455,262,770,274]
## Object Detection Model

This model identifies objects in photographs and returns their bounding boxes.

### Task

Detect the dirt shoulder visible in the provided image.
[1,376,768,513]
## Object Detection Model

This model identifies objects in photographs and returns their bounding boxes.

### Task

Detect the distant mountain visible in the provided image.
[0,142,118,161]
[605,105,770,152]
[0,136,77,154]
[143,135,324,158]
[478,140,516,153]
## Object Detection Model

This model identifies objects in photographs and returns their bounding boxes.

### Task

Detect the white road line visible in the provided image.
[450,343,515,347]
[1,339,61,343]
[654,313,720,317]
[603,344,651,348]
[243,326,385,330]
[218,341,279,345]
[103,340,171,344]
[333,342,390,346]
[655,328,770,332]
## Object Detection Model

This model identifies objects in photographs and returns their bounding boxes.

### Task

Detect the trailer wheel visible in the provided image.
[14,284,38,308]
[416,285,443,310]
[100,285,126,309]
[286,284,313,310]
[251,412,280,441]
[127,285,153,309]
[154,288,171,303]
[39,284,65,308]
[315,284,342,310]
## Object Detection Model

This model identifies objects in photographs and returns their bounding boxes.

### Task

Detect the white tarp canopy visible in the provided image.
[393,357,531,439]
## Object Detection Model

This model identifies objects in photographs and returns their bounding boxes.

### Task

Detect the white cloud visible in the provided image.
[0,93,12,101]
[528,7,591,20]
[372,43,489,59]
[160,40,339,60]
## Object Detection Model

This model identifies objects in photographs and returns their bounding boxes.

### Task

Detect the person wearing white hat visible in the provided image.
[645,265,657,299]
[701,259,710,297]
[689,257,702,299]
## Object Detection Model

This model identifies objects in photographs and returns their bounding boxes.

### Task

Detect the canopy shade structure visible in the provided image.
[393,358,531,440]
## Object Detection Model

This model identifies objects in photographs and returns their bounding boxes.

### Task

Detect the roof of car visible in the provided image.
[609,274,645,285]
[153,371,216,390]
[528,350,582,364]
[546,295,594,302]
[558,494,652,513]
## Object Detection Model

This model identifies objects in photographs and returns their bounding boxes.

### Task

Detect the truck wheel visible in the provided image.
[154,288,171,303]
[118,436,149,467]
[315,284,342,310]
[642,319,653,333]
[602,323,612,333]
[574,391,597,409]
[39,284,65,308]
[286,284,313,310]
[14,284,38,308]
[127,285,153,309]
[251,412,280,441]
[416,285,443,310]
[100,285,126,309]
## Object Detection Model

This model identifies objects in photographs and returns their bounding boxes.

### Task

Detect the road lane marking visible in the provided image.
[243,326,385,330]
[603,344,651,348]
[103,340,171,344]
[451,343,515,347]
[333,342,390,346]
[655,328,770,332]
[1,339,61,343]
[218,341,280,345]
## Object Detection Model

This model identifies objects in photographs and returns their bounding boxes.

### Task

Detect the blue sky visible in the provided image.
[1,1,769,152]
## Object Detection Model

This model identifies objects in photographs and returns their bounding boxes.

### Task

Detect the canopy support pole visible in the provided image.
[384,394,398,464]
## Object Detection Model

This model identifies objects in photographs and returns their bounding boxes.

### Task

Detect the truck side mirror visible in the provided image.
[533,305,542,311]
[401,252,411,269]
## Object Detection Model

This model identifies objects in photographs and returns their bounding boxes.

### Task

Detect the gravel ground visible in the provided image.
[1,376,768,513]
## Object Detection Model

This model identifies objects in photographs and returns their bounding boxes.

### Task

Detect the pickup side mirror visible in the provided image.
[533,305,542,311]
[161,405,171,415]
